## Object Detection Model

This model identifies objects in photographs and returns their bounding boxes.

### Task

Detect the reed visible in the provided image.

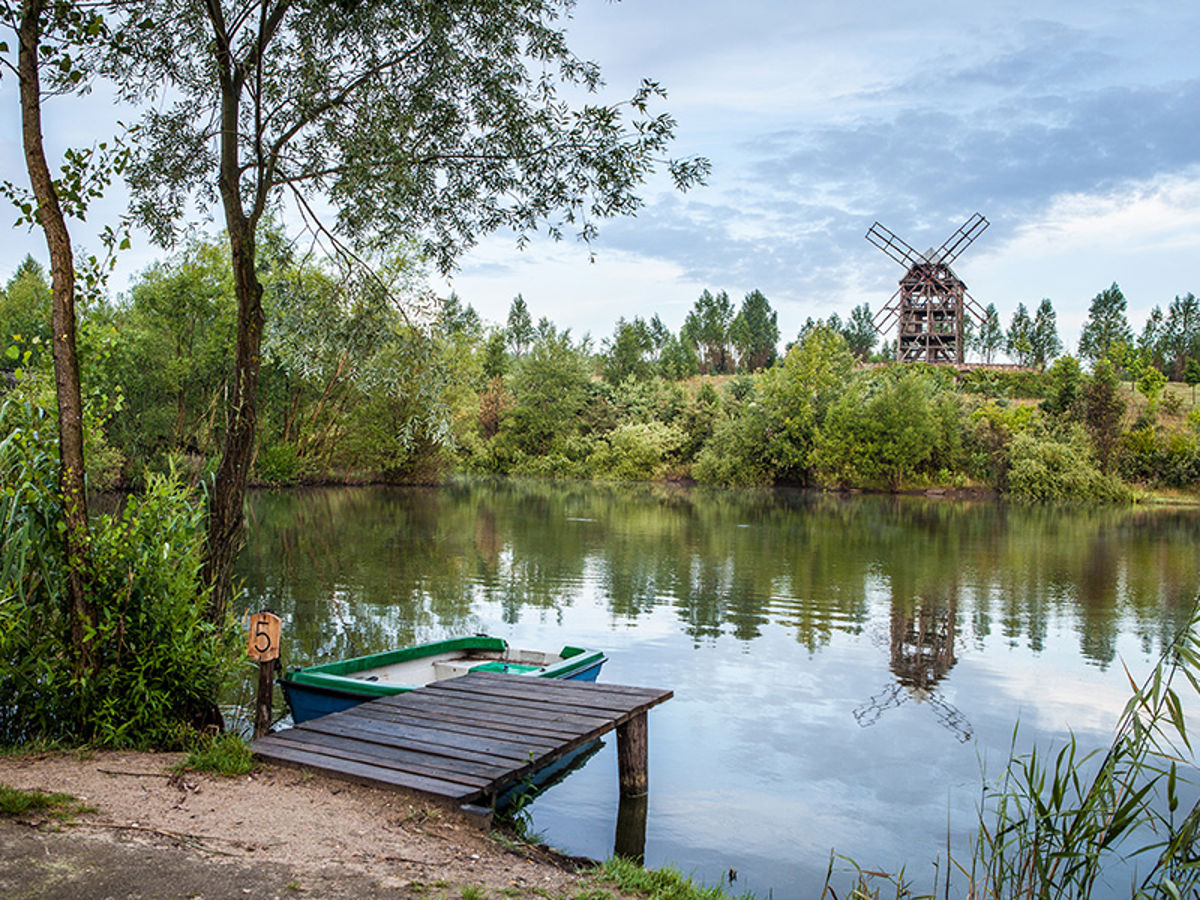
[964,597,1200,898]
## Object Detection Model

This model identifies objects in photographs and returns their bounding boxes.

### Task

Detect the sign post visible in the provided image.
[247,612,282,739]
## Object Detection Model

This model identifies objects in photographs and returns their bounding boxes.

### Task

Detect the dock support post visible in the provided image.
[614,791,648,863]
[254,659,275,740]
[616,712,648,797]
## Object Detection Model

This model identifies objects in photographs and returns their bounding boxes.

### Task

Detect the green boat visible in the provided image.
[279,635,606,724]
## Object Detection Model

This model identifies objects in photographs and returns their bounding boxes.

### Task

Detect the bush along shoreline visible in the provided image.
[4,246,1199,503]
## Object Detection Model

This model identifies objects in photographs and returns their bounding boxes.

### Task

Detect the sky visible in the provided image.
[3,0,1200,355]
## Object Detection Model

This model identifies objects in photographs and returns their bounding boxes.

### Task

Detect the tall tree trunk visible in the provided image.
[17,0,95,674]
[200,42,264,625]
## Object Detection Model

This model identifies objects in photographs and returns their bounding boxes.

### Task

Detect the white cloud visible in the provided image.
[970,167,1200,345]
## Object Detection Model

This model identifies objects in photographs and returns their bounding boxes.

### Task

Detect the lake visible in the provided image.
[236,480,1200,897]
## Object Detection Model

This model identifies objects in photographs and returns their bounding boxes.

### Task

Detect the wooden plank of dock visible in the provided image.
[251,672,672,812]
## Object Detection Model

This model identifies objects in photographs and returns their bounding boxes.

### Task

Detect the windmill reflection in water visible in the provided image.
[853,598,973,742]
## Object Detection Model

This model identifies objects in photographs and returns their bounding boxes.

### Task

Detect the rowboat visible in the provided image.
[279,635,607,724]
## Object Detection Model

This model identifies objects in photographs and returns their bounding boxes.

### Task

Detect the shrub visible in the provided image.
[692,405,773,486]
[254,440,301,485]
[811,372,937,490]
[589,422,685,482]
[0,399,239,747]
[1005,429,1132,503]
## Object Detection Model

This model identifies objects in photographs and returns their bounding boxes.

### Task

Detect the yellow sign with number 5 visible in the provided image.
[247,611,282,662]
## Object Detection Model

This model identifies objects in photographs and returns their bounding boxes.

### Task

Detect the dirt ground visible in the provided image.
[0,750,598,899]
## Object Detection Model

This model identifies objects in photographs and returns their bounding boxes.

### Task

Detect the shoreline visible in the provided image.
[0,750,601,899]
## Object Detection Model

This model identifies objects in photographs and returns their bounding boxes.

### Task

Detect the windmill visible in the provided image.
[866,213,989,364]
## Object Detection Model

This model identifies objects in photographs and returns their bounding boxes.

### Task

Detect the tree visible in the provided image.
[730,289,778,371]
[1164,293,1200,381]
[113,0,708,620]
[1078,283,1133,364]
[758,323,855,482]
[960,315,976,364]
[1186,359,1200,405]
[1006,303,1033,367]
[1082,358,1125,473]
[842,303,877,362]
[681,289,734,374]
[506,295,535,359]
[2,0,119,674]
[438,292,481,338]
[602,316,654,384]
[481,329,509,380]
[1030,299,1062,369]
[0,255,52,358]
[1042,355,1083,418]
[977,304,1004,364]
[1138,306,1167,372]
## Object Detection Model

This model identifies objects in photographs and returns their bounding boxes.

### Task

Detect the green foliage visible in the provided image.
[0,256,52,365]
[969,599,1200,897]
[117,2,708,270]
[1078,283,1133,364]
[1082,359,1126,473]
[692,403,773,486]
[729,289,778,371]
[0,399,239,747]
[1120,426,1200,488]
[1006,302,1033,367]
[492,328,593,462]
[1030,298,1062,368]
[1137,365,1168,409]
[757,324,855,482]
[1164,293,1200,381]
[682,290,735,375]
[596,856,752,900]
[176,731,257,777]
[965,402,1042,488]
[506,295,535,359]
[94,238,235,467]
[977,303,1005,364]
[602,317,656,384]
[590,422,686,487]
[839,303,876,362]
[1041,355,1083,417]
[1004,428,1133,503]
[812,372,939,490]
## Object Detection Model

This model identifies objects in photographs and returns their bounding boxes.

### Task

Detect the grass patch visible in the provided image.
[0,783,91,820]
[595,857,752,900]
[174,732,257,776]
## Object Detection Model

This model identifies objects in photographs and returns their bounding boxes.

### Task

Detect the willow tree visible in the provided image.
[113,0,708,622]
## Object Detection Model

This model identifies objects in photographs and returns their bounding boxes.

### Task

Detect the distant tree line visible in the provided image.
[4,251,1200,501]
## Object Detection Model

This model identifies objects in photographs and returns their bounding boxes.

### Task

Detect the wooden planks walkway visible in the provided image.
[251,672,672,814]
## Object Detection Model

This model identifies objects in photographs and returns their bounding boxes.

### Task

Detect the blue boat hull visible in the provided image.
[281,656,604,725]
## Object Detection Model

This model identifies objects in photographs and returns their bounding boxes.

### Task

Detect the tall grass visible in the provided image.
[964,597,1200,898]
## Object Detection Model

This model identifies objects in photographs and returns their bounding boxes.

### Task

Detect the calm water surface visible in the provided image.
[236,480,1200,897]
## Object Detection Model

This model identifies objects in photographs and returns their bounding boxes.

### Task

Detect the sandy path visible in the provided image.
[0,750,594,898]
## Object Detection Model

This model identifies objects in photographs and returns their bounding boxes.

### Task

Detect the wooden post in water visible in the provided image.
[616,711,649,797]
[614,791,648,863]
[247,611,282,740]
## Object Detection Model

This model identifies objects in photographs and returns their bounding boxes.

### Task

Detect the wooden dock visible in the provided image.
[251,671,672,818]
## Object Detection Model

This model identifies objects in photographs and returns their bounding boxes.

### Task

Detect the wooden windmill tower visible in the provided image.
[866,213,989,364]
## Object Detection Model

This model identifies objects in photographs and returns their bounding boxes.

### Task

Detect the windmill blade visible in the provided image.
[928,693,973,743]
[931,213,989,265]
[853,682,906,729]
[871,288,902,334]
[963,290,988,323]
[866,222,923,269]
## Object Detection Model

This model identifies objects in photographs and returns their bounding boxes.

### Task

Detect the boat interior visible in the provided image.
[351,648,564,684]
